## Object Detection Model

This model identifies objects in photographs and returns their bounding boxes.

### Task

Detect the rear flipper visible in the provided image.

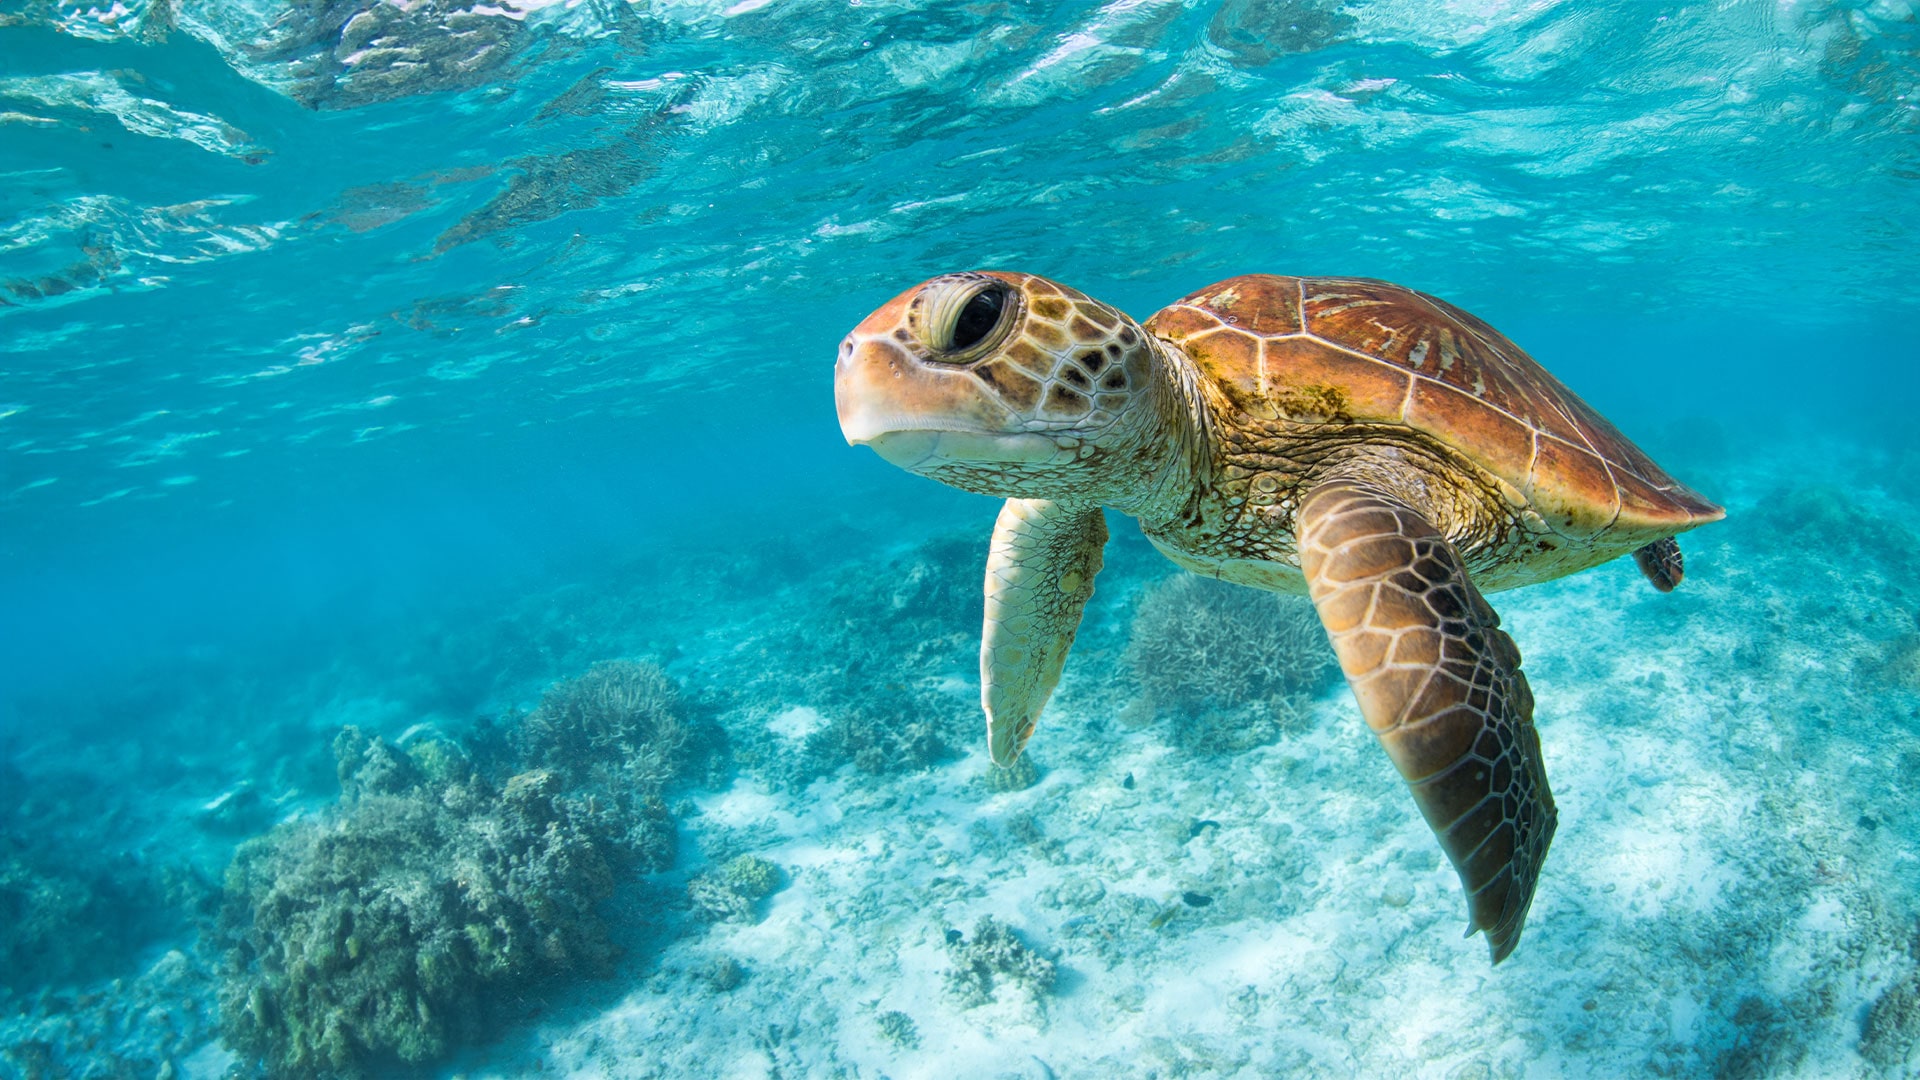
[1297,481,1557,963]
[1633,538,1684,592]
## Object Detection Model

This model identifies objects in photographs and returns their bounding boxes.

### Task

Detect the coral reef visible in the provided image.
[516,659,690,792]
[0,756,200,996]
[983,753,1042,794]
[699,956,745,993]
[218,661,702,1079]
[943,916,1057,1009]
[767,537,981,780]
[875,1009,920,1049]
[219,742,625,1076]
[1123,575,1333,754]
[802,704,954,779]
[688,854,783,923]
[0,837,151,994]
[1,948,224,1080]
[1862,960,1920,1069]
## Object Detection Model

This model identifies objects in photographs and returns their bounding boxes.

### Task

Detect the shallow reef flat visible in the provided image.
[478,430,1920,1080]
[4,429,1920,1079]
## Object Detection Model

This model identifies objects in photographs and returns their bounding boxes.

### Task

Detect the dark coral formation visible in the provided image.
[0,837,152,995]
[0,757,202,996]
[1124,575,1333,753]
[875,1009,920,1049]
[217,660,700,1079]
[1862,946,1920,1070]
[516,659,692,793]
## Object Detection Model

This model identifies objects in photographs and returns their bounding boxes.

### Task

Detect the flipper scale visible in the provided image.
[1298,481,1558,963]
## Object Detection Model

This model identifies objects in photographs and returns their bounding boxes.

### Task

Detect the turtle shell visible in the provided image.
[1144,275,1724,539]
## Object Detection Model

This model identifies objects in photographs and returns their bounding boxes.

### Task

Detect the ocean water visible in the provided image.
[2,0,1918,1076]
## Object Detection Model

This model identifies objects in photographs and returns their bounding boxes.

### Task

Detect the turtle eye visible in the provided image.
[948,286,1007,352]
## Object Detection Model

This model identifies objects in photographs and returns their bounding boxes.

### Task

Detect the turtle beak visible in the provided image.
[834,329,1057,469]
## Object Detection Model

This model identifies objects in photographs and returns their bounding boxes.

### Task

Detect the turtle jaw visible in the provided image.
[852,428,1064,473]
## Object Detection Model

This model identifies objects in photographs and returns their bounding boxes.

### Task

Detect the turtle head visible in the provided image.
[835,271,1165,499]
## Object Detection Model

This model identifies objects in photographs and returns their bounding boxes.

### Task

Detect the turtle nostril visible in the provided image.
[949,287,1006,351]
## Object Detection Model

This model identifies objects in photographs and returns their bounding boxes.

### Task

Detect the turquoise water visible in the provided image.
[3,2,1918,1077]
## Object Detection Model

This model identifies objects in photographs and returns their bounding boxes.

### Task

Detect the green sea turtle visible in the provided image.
[833,271,1723,962]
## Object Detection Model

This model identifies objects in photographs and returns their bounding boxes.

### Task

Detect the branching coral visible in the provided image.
[875,1009,921,1049]
[516,659,690,793]
[1124,575,1333,753]
[688,855,783,923]
[943,916,1057,1009]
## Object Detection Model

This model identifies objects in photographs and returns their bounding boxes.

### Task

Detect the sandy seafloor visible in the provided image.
[5,425,1920,1080]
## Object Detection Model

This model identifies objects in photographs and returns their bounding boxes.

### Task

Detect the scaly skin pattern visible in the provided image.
[834,271,1177,507]
[1297,480,1554,962]
[981,498,1107,765]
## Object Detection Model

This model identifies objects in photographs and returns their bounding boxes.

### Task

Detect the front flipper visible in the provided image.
[1297,482,1557,963]
[982,498,1107,765]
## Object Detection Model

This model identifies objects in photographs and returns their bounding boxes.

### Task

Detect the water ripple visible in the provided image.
[0,0,1914,521]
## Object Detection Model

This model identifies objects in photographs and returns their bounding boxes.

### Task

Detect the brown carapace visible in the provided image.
[835,270,1724,964]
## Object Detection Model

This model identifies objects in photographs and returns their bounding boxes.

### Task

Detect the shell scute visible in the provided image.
[1406,379,1533,485]
[1528,435,1619,538]
[1263,336,1408,423]
[1149,274,1723,532]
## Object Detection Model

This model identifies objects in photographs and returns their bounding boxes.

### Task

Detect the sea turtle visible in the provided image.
[833,271,1723,962]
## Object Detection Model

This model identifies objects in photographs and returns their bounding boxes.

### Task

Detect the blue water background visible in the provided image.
[3,1,1920,1074]
[5,1,1914,709]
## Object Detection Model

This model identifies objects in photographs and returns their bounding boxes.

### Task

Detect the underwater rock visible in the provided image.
[943,916,1057,1009]
[1124,575,1332,754]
